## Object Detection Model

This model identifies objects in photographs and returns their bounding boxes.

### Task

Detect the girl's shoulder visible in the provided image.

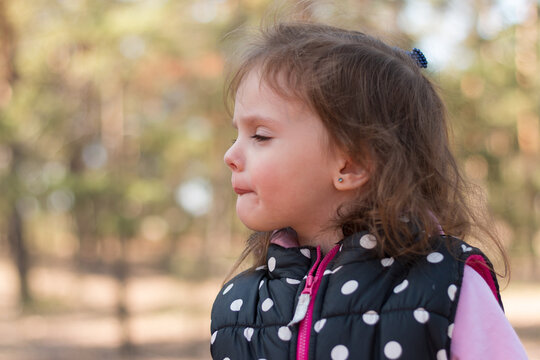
[422,235,503,308]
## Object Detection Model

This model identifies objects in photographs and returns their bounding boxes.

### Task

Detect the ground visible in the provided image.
[0,259,538,360]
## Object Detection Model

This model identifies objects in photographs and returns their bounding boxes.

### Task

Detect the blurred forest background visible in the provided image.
[0,0,539,359]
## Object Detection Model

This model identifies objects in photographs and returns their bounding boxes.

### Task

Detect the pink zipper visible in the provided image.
[296,244,340,360]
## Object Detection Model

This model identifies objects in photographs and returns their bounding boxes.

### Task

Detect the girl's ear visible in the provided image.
[333,156,370,191]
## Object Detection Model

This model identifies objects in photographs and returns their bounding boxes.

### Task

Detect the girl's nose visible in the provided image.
[224,143,242,171]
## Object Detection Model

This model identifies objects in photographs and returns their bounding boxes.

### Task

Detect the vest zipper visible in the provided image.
[295,244,340,360]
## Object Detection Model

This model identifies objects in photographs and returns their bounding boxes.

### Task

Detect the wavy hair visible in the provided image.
[224,21,508,280]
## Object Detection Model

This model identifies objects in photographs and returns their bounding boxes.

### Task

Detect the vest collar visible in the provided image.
[266,229,382,278]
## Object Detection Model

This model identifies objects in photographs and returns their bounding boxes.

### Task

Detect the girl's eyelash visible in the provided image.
[231,135,270,144]
[251,134,271,141]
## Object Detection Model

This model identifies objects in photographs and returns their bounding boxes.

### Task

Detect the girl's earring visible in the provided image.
[338,178,343,183]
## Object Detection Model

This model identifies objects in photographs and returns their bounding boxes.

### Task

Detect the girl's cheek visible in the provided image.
[253,160,288,191]
[251,162,269,181]
[251,157,272,179]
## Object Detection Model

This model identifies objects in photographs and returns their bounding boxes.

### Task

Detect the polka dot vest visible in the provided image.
[210,232,501,359]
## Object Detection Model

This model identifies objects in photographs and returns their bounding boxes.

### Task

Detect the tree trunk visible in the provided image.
[7,198,31,305]
[0,0,31,306]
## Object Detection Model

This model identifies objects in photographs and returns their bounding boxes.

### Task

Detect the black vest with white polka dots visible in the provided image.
[210,232,501,360]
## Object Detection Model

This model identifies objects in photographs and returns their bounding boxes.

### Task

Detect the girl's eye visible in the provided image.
[251,134,271,142]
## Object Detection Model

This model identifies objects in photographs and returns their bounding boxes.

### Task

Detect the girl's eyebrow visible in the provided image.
[232,114,279,129]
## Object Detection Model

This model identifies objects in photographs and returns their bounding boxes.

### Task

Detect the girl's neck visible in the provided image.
[296,227,343,254]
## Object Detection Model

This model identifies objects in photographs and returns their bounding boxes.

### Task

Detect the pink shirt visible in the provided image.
[451,265,528,359]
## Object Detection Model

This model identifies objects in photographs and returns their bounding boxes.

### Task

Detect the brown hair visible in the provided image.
[224,21,508,279]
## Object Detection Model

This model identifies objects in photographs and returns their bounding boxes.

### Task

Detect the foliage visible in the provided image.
[0,0,538,278]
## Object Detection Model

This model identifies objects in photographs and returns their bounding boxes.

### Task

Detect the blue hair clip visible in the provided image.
[409,48,428,68]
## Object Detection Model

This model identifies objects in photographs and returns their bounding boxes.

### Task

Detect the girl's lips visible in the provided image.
[233,187,252,195]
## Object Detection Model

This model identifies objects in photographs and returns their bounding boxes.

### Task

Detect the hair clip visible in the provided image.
[409,48,428,68]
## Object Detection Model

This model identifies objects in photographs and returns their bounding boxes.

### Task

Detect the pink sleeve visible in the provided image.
[450,265,528,360]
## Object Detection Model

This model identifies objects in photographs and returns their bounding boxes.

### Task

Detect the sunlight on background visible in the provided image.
[399,0,533,69]
[176,178,213,217]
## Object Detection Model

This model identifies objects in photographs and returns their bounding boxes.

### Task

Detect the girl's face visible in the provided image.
[224,69,349,242]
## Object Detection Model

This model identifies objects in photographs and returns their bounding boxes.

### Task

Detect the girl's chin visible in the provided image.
[238,220,272,232]
[236,213,277,233]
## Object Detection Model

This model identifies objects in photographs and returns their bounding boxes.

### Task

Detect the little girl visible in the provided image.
[211,22,527,360]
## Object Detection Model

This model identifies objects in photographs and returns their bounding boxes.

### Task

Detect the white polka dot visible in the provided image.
[244,327,254,341]
[427,252,444,263]
[268,257,276,272]
[331,344,349,360]
[413,308,430,323]
[223,358,230,360]
[384,341,402,359]
[333,266,343,273]
[437,349,448,360]
[300,248,311,258]
[360,234,377,249]
[230,299,243,311]
[447,284,457,301]
[461,244,472,252]
[259,280,264,289]
[324,269,333,275]
[362,310,379,325]
[211,331,217,344]
[381,257,394,267]
[339,244,343,252]
[286,278,301,285]
[222,283,233,295]
[278,326,292,341]
[341,280,359,295]
[399,215,410,223]
[261,298,274,312]
[393,279,409,293]
[314,319,326,333]
[255,265,267,271]
[447,323,454,338]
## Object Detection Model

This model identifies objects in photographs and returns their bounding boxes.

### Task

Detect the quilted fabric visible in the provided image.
[210,232,500,360]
